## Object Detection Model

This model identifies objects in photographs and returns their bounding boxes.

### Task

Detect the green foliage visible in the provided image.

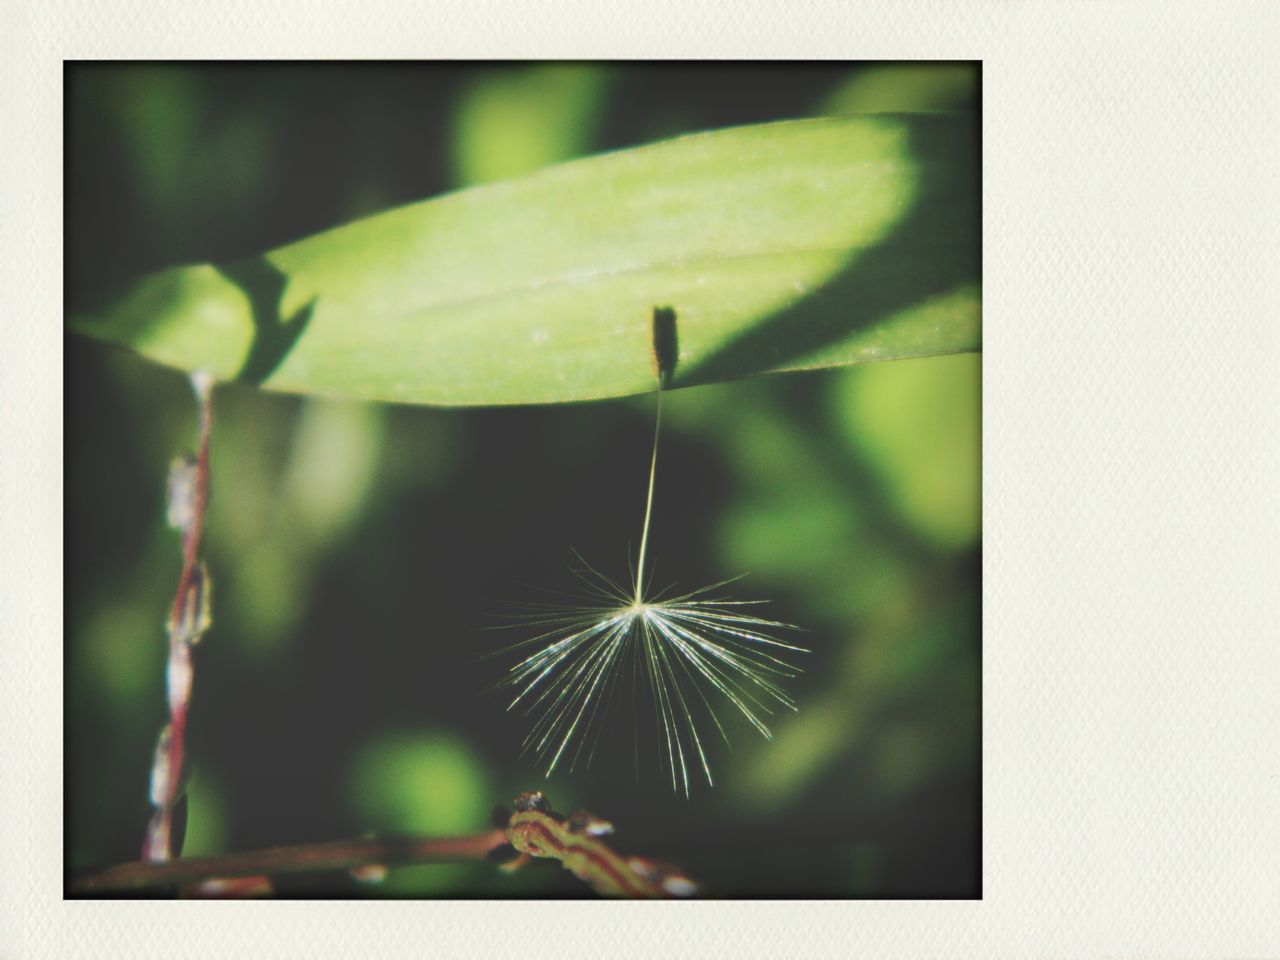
[823,62,979,114]
[450,64,610,186]
[69,114,977,407]
[839,353,981,549]
[67,63,980,898]
[348,731,491,894]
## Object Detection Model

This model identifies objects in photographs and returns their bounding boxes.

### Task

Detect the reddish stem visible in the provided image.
[143,375,213,861]
[80,829,510,893]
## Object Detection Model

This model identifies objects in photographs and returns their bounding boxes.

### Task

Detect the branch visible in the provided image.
[76,830,509,894]
[504,791,699,898]
[142,371,215,862]
[74,792,698,898]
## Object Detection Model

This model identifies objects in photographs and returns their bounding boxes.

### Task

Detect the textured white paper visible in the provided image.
[4,1,1280,957]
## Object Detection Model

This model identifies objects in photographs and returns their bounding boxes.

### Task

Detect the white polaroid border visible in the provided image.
[4,1,1279,957]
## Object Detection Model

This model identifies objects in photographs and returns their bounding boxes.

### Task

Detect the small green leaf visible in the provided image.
[69,114,979,407]
[450,63,610,187]
[822,63,978,114]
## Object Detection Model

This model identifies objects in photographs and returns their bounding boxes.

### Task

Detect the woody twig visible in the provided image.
[77,792,697,898]
[141,372,215,862]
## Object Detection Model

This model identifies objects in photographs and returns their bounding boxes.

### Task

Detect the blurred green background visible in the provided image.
[66,62,980,897]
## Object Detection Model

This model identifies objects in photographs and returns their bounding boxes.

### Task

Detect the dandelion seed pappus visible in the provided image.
[495,306,807,797]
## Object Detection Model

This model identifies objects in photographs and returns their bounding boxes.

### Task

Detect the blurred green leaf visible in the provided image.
[822,62,978,114]
[181,772,230,857]
[836,353,981,549]
[451,64,609,187]
[112,67,204,216]
[69,114,978,407]
[110,66,274,236]
[348,731,490,894]
[349,731,489,836]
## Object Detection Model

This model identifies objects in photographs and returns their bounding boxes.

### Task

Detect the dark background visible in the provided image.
[67,62,980,897]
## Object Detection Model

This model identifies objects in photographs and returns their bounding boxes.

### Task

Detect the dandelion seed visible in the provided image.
[497,307,807,796]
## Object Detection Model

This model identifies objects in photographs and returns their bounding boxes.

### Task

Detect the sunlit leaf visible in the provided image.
[69,114,978,407]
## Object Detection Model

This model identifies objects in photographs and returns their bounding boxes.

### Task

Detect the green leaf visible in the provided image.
[69,114,979,407]
[821,63,978,114]
[450,63,611,188]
